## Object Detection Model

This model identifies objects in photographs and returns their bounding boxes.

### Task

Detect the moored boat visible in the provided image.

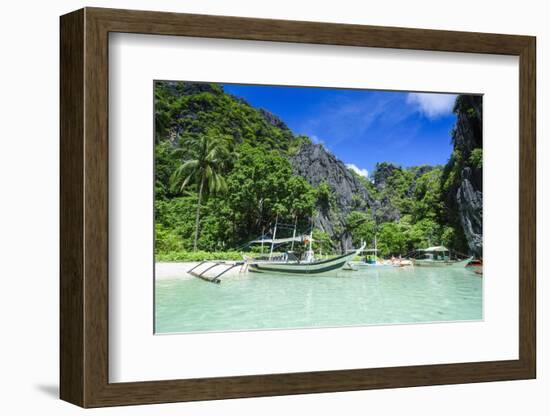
[247,243,366,275]
[413,246,472,267]
[242,215,368,275]
[351,236,389,267]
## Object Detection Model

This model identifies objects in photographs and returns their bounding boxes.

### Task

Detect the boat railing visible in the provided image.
[252,254,287,262]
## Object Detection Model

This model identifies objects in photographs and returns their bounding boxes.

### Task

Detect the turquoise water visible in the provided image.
[155,266,483,334]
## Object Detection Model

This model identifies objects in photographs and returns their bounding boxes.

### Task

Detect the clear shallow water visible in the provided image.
[155,266,482,334]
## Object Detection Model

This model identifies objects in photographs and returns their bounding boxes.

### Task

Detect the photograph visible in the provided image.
[153,80,483,334]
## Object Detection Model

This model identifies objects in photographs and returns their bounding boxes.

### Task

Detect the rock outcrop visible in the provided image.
[445,95,483,257]
[290,142,374,251]
[371,162,403,223]
[258,108,292,132]
[372,162,400,189]
[456,167,483,255]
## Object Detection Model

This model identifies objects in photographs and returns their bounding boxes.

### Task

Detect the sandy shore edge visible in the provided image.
[155,261,244,280]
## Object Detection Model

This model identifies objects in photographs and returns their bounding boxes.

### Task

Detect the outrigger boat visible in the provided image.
[349,248,391,268]
[349,236,392,268]
[355,235,393,267]
[413,246,472,267]
[246,243,365,275]
[243,216,366,275]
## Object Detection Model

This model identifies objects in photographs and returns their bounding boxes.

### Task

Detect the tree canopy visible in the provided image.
[154,81,476,259]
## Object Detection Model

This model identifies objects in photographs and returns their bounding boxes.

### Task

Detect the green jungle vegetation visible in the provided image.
[154,82,479,261]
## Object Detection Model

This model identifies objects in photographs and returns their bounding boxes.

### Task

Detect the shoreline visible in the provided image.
[155,261,244,280]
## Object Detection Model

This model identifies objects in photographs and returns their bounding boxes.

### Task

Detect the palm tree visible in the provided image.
[171,134,229,251]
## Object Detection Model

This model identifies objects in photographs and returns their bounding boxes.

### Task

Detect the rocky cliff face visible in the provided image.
[371,162,404,223]
[372,162,400,188]
[258,108,292,132]
[456,167,483,255]
[447,95,483,257]
[290,142,374,251]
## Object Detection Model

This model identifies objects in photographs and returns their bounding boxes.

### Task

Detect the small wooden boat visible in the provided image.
[413,246,472,267]
[466,259,483,267]
[466,259,483,276]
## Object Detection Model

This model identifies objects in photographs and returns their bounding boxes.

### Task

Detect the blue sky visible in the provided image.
[223,83,458,178]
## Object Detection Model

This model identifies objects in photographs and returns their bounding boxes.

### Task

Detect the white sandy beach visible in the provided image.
[155,261,245,280]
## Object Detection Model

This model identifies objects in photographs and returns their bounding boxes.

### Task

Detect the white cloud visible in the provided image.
[406,93,457,118]
[347,163,369,178]
[310,135,324,145]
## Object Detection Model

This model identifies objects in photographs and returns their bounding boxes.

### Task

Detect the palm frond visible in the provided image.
[205,165,213,180]
[181,159,199,170]
[170,132,230,197]
[170,159,199,192]
[169,164,186,191]
[180,174,195,192]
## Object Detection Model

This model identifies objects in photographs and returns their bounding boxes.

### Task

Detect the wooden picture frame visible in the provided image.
[60,7,536,408]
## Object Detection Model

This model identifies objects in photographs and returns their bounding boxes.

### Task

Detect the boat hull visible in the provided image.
[248,252,356,275]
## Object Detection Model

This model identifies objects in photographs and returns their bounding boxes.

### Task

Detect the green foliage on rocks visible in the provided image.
[154,81,480,259]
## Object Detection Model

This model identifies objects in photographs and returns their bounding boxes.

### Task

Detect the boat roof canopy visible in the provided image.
[249,235,312,245]
[419,246,449,252]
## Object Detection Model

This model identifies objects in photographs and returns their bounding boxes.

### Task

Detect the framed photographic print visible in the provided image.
[60,7,536,408]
